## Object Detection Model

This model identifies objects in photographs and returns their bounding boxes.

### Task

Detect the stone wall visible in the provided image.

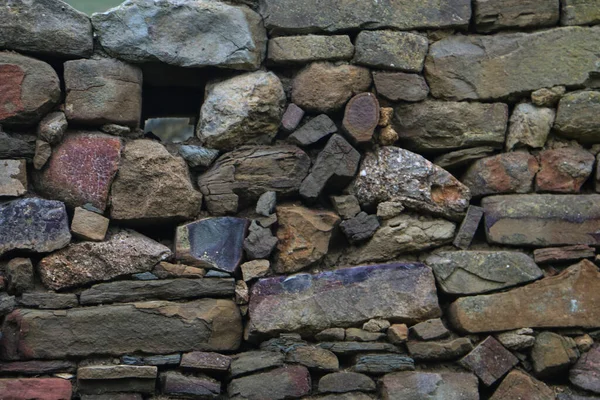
[1,0,600,399]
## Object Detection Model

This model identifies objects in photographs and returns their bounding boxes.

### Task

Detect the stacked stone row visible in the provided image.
[1,0,600,399]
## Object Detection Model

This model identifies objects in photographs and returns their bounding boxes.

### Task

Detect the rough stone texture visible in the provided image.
[353,147,470,220]
[0,378,72,400]
[198,71,285,150]
[482,194,600,246]
[176,217,248,273]
[160,371,220,399]
[555,91,600,143]
[300,135,360,202]
[286,346,339,371]
[534,245,595,264]
[474,0,559,32]
[427,251,543,295]
[180,351,231,372]
[92,0,266,70]
[570,344,600,394]
[0,198,71,257]
[425,27,600,100]
[34,133,121,211]
[536,147,595,192]
[256,192,276,216]
[532,332,579,377]
[0,360,76,376]
[281,103,305,132]
[490,369,555,400]
[77,365,157,395]
[381,372,479,400]
[363,319,390,333]
[342,93,380,144]
[268,35,354,64]
[259,0,471,34]
[345,328,384,342]
[230,351,285,377]
[506,104,555,150]
[248,263,441,336]
[18,292,79,309]
[153,262,206,279]
[410,319,450,341]
[434,147,496,170]
[274,204,340,273]
[122,354,181,367]
[373,71,429,102]
[496,329,536,352]
[453,206,484,250]
[33,140,52,170]
[178,145,219,169]
[38,229,171,291]
[562,0,600,25]
[38,112,67,145]
[459,336,519,386]
[352,354,414,375]
[292,63,372,113]
[319,372,375,393]
[0,299,241,359]
[0,294,16,317]
[331,195,361,220]
[71,207,109,242]
[289,114,337,147]
[0,52,61,126]
[198,146,310,214]
[6,258,34,295]
[241,260,270,281]
[244,222,278,260]
[407,338,473,361]
[448,260,600,332]
[532,86,566,107]
[387,325,409,344]
[316,328,345,342]
[354,31,428,72]
[0,159,27,197]
[340,212,380,244]
[228,365,311,400]
[0,132,35,160]
[394,101,508,153]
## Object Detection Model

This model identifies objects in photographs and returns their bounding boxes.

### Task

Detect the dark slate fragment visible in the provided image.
[181,351,231,373]
[244,221,278,260]
[230,351,285,377]
[121,354,181,367]
[340,212,380,243]
[460,336,519,386]
[318,371,375,393]
[318,342,399,355]
[570,344,600,394]
[453,205,484,249]
[0,293,16,317]
[288,114,337,146]
[342,93,380,144]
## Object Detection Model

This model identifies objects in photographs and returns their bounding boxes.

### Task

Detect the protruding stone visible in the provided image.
[0,378,72,400]
[180,352,231,373]
[288,114,337,147]
[474,0,559,32]
[410,319,450,341]
[235,280,249,305]
[0,294,15,317]
[354,31,428,72]
[153,262,206,279]
[532,86,566,107]
[345,328,385,342]
[453,206,484,250]
[490,369,555,400]
[176,217,248,273]
[434,147,496,170]
[178,145,219,169]
[256,192,277,217]
[0,131,35,159]
[281,103,305,132]
[381,372,479,400]
[33,140,52,170]
[373,72,429,102]
[352,354,414,375]
[536,147,595,192]
[316,328,346,342]
[244,222,278,260]
[376,201,405,220]
[6,258,34,295]
[506,103,555,150]
[286,346,339,371]
[531,332,579,377]
[534,245,595,264]
[0,360,76,376]
[319,342,399,355]
[319,372,375,393]
[71,207,109,242]
[363,319,390,333]
[496,328,536,351]
[37,112,67,145]
[459,336,519,386]
[342,93,380,144]
[570,344,600,394]
[561,0,600,25]
[407,338,473,361]
[228,365,311,399]
[0,159,27,197]
[268,35,354,64]
[160,371,220,399]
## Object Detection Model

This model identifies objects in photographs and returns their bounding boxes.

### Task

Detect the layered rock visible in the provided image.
[0,159,27,197]
[373,72,429,102]
[554,91,600,143]
[0,378,72,400]
[474,0,559,32]
[228,365,311,399]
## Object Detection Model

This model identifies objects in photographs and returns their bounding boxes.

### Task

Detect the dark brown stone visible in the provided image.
[0,360,76,375]
[161,371,221,398]
[77,365,157,395]
[342,93,380,144]
[474,0,559,33]
[407,338,473,361]
[531,332,578,377]
[459,336,519,386]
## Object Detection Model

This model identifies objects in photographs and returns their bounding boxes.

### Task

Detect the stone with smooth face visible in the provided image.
[230,351,285,377]
[319,372,375,393]
[555,91,600,143]
[228,365,311,400]
[0,132,35,160]
[459,336,519,386]
[161,371,220,399]
[490,369,555,400]
[64,59,142,127]
[33,140,52,170]
[285,346,339,371]
[453,206,484,250]
[482,194,600,246]
[288,114,337,147]
[496,328,536,351]
[0,378,72,400]
[248,263,441,337]
[92,0,266,70]
[71,207,109,242]
[373,71,429,102]
[0,299,241,360]
[0,159,27,197]
[561,0,600,25]
[535,147,595,192]
[506,104,555,150]
[281,103,305,132]
[474,0,559,32]
[425,27,600,101]
[381,371,479,400]
[176,217,248,273]
[354,31,428,72]
[351,354,415,375]
[427,251,543,295]
[241,260,270,281]
[448,260,600,333]
[18,292,78,309]
[342,93,380,144]
[268,35,354,64]
[570,344,600,394]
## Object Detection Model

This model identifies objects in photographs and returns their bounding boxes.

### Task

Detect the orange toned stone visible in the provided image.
[536,147,595,193]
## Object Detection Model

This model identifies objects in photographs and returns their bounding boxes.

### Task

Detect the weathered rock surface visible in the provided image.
[38,112,67,145]
[425,27,600,100]
[244,222,278,260]
[453,205,484,250]
[342,93,380,144]
[228,365,311,399]
[532,86,566,107]
[286,346,339,371]
[248,263,441,336]
[6,258,34,295]
[288,114,337,147]
[331,195,361,220]
[532,332,579,377]
[345,328,384,342]
[160,371,220,399]
[427,251,543,295]
[490,369,555,400]
[230,351,285,377]
[352,354,414,375]
[434,147,496,170]
[460,336,519,386]
[319,372,375,393]
[18,292,79,309]
[198,146,310,214]
[0,52,60,126]
[33,140,51,170]
[153,262,206,279]
[474,0,559,32]
[506,104,555,150]
[34,133,121,211]
[561,0,600,25]
[281,104,305,133]
[198,71,285,150]
[319,342,399,355]
[448,260,600,332]
[482,194,600,246]
[407,338,473,361]
[0,159,27,197]
[570,344,600,394]
[534,245,595,264]
[274,204,340,273]
[0,378,72,400]
[0,294,16,317]
[77,365,157,394]
[394,101,507,153]
[0,132,35,159]
[71,207,109,242]
[176,217,248,273]
[340,212,380,244]
[38,229,171,291]
[536,147,595,192]
[292,63,372,113]
[354,31,428,72]
[111,139,201,222]
[410,319,450,341]
[259,0,471,34]
[92,0,266,70]
[181,351,231,373]
[495,328,536,351]
[0,198,71,257]
[554,91,600,143]
[0,360,76,376]
[0,299,241,359]
[268,35,354,64]
[353,147,470,220]
[381,371,479,400]
[373,72,429,102]
[178,145,219,169]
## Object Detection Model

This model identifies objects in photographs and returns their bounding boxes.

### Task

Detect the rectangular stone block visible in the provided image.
[0,159,27,197]
[0,299,241,360]
[0,378,72,400]
[482,194,600,246]
[77,365,157,395]
[381,371,479,400]
[248,263,441,337]
[475,0,559,32]
[268,35,354,64]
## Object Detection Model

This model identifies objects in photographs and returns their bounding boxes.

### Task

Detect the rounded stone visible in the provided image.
[342,93,380,144]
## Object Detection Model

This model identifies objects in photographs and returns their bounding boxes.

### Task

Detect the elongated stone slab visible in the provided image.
[448,260,600,333]
[248,263,441,337]
[482,194,600,246]
[0,378,72,400]
[0,299,241,360]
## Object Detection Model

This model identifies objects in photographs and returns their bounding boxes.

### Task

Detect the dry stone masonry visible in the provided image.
[1,0,600,398]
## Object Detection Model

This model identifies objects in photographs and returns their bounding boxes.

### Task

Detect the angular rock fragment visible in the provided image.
[351,354,414,375]
[453,206,484,250]
[434,147,496,170]
[244,222,278,260]
[38,112,67,145]
[533,245,595,264]
[561,0,600,25]
[459,336,519,386]
[342,93,380,144]
[316,328,346,342]
[319,372,375,393]
[281,103,305,132]
[345,328,384,342]
[474,0,559,32]
[71,207,109,242]
[354,31,428,72]
[153,262,206,279]
[248,263,441,336]
[570,344,600,394]
[407,338,473,361]
[373,71,429,102]
[77,365,157,395]
[490,369,555,400]
[230,351,285,377]
[181,351,231,373]
[176,217,248,273]
[506,104,555,150]
[387,324,408,344]
[241,260,270,282]
[18,292,78,309]
[268,35,354,64]
[363,319,390,333]
[531,332,578,377]
[6,258,34,295]
[0,159,27,197]
[228,365,311,400]
[288,114,337,147]
[178,145,219,169]
[0,360,76,375]
[410,319,450,341]
[331,195,361,220]
[0,378,72,400]
[161,371,220,399]
[33,140,52,170]
[496,328,536,351]
[532,86,566,107]
[381,371,479,400]
[38,229,171,291]
[256,192,276,216]
[319,342,399,355]
[198,71,285,150]
[122,354,181,367]
[536,147,595,192]
[0,294,16,317]
[0,132,35,159]
[285,346,339,371]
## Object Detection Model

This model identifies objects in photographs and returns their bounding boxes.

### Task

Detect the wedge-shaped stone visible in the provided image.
[92,0,266,70]
[0,159,27,197]
[426,27,600,100]
[259,0,471,34]
[248,263,441,337]
[78,365,157,395]
[570,344,600,394]
[427,251,543,295]
[0,299,241,360]
[354,31,428,72]
[482,194,600,246]
[381,371,479,400]
[448,260,600,333]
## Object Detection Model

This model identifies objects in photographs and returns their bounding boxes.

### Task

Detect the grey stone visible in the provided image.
[230,351,285,377]
[288,114,337,147]
[532,332,579,377]
[381,372,479,400]
[352,354,415,375]
[555,91,600,143]
[340,212,380,244]
[506,103,555,150]
[281,103,305,132]
[319,372,375,393]
[376,202,405,220]
[243,222,278,260]
[331,195,361,220]
[0,132,35,160]
[315,328,345,342]
[285,346,339,371]
[122,354,181,367]
[410,319,450,341]
[33,140,52,170]
[319,342,400,355]
[496,328,536,351]
[0,159,27,197]
[362,319,390,333]
[532,86,566,107]
[160,371,220,399]
[561,0,600,26]
[354,31,428,72]
[228,365,311,400]
[407,338,474,361]
[434,147,497,170]
[474,0,559,32]
[0,294,16,317]
[5,258,33,295]
[345,328,385,342]
[77,365,157,395]
[18,292,79,309]
[178,145,219,169]
[373,72,429,102]
[570,344,600,394]
[37,112,67,145]
[453,205,484,250]
[180,351,231,372]
[256,192,277,216]
[268,35,354,64]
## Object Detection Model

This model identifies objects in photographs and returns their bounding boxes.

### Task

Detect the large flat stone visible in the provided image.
[228,365,311,399]
[248,263,441,337]
[482,194,600,246]
[426,26,600,100]
[354,31,428,72]
[381,371,479,400]
[92,0,266,70]
[448,260,600,333]
[259,0,471,34]
[0,299,241,360]
[490,369,554,400]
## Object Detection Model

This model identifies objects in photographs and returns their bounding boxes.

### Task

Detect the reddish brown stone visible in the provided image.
[34,133,121,211]
[0,64,24,121]
[0,378,72,400]
[342,93,380,144]
[536,147,595,193]
[459,336,519,386]
[533,245,595,264]
[281,103,305,132]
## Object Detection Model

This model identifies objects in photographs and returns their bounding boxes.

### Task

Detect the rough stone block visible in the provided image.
[71,207,109,242]
[0,159,27,197]
[459,336,519,386]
